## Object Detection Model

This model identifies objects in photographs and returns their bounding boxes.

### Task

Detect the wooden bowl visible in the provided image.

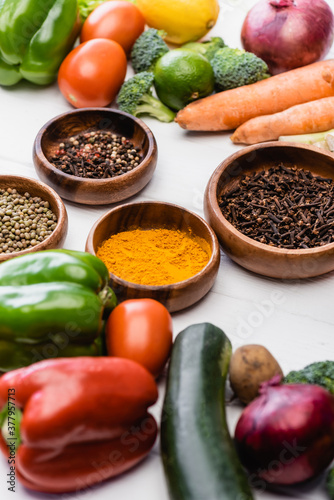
[33,108,158,205]
[0,175,68,263]
[85,201,220,312]
[204,142,334,280]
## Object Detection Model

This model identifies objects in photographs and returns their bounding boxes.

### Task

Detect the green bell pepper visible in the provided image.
[0,0,80,86]
[0,249,117,372]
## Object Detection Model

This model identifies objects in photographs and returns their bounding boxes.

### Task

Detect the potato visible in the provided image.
[229,344,283,404]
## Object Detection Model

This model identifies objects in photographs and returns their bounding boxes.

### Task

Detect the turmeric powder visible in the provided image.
[96,228,211,286]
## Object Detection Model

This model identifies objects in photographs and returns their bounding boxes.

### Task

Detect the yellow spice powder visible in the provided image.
[96,228,211,286]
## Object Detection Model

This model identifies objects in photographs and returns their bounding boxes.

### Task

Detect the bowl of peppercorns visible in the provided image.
[0,175,68,262]
[33,108,158,205]
[204,142,334,280]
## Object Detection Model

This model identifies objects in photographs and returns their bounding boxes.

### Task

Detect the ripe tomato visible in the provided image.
[57,38,127,108]
[106,299,173,378]
[80,1,145,54]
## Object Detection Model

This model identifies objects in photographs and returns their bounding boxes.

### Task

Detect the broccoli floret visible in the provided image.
[210,47,271,92]
[284,360,334,395]
[117,71,176,123]
[131,28,169,73]
[181,37,226,61]
[326,468,334,499]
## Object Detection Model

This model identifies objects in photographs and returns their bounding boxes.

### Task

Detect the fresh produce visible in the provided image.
[326,467,334,498]
[234,376,334,484]
[241,0,334,75]
[284,360,334,394]
[131,28,169,73]
[106,298,173,378]
[181,36,226,60]
[279,129,334,147]
[78,0,107,20]
[160,323,254,500]
[135,0,220,45]
[279,128,334,152]
[231,96,334,144]
[0,249,117,372]
[58,38,127,107]
[210,47,270,92]
[0,0,80,86]
[229,344,283,404]
[80,0,145,53]
[154,49,215,111]
[0,357,158,493]
[175,59,334,131]
[117,71,176,122]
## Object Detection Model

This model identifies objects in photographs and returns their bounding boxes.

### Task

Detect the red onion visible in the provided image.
[241,0,334,74]
[234,375,334,485]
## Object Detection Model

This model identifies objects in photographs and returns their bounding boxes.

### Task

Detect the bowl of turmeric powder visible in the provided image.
[85,201,220,312]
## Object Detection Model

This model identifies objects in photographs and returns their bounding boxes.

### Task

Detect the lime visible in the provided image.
[135,0,219,45]
[153,49,214,111]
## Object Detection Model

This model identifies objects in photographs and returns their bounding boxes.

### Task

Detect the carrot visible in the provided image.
[175,60,334,131]
[230,96,334,145]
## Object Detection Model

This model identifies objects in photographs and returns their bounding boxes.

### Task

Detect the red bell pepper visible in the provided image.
[0,357,158,493]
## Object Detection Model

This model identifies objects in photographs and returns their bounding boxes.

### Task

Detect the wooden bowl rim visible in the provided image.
[33,107,157,187]
[206,141,334,257]
[86,200,220,290]
[0,174,67,261]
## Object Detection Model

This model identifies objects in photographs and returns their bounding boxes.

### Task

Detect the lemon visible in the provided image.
[154,49,214,111]
[135,0,220,45]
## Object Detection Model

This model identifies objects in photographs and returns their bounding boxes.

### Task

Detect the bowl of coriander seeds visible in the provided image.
[33,108,158,205]
[204,142,334,280]
[0,175,68,262]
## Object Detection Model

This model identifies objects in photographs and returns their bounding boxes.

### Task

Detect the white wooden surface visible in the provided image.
[1,1,334,498]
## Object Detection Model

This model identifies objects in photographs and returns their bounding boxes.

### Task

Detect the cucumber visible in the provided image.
[160,323,254,500]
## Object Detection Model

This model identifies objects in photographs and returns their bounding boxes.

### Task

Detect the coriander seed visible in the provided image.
[0,188,58,254]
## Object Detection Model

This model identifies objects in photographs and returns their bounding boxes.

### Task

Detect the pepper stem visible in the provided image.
[0,404,22,451]
[99,286,118,311]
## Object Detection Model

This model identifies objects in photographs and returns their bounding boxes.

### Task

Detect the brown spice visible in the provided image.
[49,131,142,179]
[219,164,334,249]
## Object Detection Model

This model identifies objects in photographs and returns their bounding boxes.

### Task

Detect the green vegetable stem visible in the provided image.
[181,37,226,61]
[117,71,176,122]
[78,0,136,21]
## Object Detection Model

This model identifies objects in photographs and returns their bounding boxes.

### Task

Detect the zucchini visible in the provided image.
[160,323,254,500]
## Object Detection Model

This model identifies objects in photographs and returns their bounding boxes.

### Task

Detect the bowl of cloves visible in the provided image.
[204,142,334,279]
[33,108,158,205]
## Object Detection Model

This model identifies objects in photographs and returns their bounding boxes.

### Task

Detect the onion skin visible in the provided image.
[241,0,334,75]
[234,379,334,485]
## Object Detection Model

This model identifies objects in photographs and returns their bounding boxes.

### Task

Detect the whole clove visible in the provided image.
[218,163,334,249]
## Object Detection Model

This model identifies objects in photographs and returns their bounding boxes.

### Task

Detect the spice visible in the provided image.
[97,228,211,286]
[219,163,334,249]
[49,130,143,179]
[0,188,57,254]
